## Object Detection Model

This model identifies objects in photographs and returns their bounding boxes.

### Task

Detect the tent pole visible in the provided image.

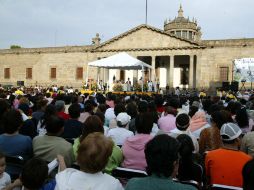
[149,69,151,81]
[142,66,144,92]
[86,65,89,88]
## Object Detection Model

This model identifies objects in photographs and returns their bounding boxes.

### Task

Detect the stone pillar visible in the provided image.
[169,55,174,87]
[195,55,200,88]
[133,70,138,84]
[151,56,156,82]
[166,58,171,85]
[189,55,194,88]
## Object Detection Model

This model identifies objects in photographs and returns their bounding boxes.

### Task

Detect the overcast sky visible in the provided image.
[0,0,253,49]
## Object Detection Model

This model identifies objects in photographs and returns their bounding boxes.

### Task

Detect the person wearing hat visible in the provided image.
[107,112,134,146]
[205,123,252,187]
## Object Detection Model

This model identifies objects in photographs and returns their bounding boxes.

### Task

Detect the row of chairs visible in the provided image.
[111,167,243,190]
[5,155,243,190]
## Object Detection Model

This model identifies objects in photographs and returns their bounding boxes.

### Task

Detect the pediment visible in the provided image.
[93,25,201,52]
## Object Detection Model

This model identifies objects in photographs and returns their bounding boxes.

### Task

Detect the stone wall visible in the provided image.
[0,51,98,88]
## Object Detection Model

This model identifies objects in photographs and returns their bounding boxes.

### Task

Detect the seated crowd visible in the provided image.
[0,87,254,190]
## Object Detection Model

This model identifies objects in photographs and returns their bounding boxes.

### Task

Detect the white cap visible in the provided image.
[220,123,242,141]
[116,112,131,126]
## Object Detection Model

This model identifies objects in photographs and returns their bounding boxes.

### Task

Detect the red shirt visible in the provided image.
[58,112,70,120]
[205,148,251,187]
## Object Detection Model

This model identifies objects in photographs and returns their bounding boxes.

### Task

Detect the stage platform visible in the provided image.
[80,89,157,96]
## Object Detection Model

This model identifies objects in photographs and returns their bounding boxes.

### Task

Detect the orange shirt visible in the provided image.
[205,148,252,187]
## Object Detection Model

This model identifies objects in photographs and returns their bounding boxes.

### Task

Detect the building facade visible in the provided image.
[1,6,254,89]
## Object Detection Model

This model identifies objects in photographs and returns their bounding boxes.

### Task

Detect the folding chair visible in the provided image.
[5,155,25,180]
[173,179,199,190]
[112,167,147,186]
[181,180,200,189]
[211,184,243,190]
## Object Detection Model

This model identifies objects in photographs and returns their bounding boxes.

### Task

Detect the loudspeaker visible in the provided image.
[222,82,230,91]
[230,81,239,92]
[17,81,24,86]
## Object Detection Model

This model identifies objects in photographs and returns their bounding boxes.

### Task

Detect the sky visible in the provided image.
[0,0,253,49]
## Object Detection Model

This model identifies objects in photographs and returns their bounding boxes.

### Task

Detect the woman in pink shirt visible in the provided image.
[122,112,153,171]
[158,106,177,133]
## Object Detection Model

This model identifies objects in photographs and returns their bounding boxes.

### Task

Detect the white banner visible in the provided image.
[234,58,254,82]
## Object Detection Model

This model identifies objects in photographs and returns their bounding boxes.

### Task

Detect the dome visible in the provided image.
[164,4,202,42]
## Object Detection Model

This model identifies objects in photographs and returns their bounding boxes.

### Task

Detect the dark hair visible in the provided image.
[80,115,104,142]
[45,115,64,134]
[84,102,93,113]
[40,104,57,128]
[21,158,48,189]
[3,109,23,134]
[94,112,105,123]
[97,104,107,114]
[0,99,10,118]
[68,103,81,119]
[77,132,113,173]
[188,106,199,118]
[36,99,48,110]
[176,134,195,180]
[208,104,223,115]
[226,101,241,115]
[114,103,126,116]
[138,101,148,113]
[96,94,106,104]
[126,102,138,119]
[235,107,249,128]
[211,110,233,129]
[145,134,179,177]
[176,113,190,131]
[242,159,254,190]
[135,112,153,134]
[168,98,180,109]
[165,106,177,116]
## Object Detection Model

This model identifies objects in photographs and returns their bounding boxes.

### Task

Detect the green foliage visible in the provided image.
[113,83,123,92]
[10,45,21,49]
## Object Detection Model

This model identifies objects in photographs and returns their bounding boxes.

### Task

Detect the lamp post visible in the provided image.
[145,0,148,24]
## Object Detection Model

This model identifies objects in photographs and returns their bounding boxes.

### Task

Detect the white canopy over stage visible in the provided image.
[88,52,152,69]
[87,52,153,91]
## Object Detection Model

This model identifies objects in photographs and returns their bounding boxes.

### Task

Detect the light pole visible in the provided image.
[145,0,148,25]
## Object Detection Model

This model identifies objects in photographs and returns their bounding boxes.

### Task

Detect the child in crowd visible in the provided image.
[5,155,66,190]
[0,152,11,189]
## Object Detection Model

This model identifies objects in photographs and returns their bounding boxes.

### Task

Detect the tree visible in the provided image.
[10,45,21,49]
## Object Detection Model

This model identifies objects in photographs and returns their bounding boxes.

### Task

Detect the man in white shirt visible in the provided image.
[107,112,134,146]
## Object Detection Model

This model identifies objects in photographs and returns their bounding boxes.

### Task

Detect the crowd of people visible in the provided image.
[0,85,254,190]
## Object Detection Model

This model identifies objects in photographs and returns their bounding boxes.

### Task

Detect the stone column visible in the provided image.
[166,57,170,85]
[151,56,156,82]
[189,55,194,88]
[169,55,174,87]
[195,55,200,88]
[133,70,138,84]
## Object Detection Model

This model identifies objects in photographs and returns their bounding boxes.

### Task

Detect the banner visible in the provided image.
[233,58,254,82]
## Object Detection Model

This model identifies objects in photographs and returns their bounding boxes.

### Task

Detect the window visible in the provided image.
[76,67,83,79]
[220,67,229,81]
[176,31,181,37]
[182,31,187,38]
[189,31,193,40]
[26,68,32,79]
[4,68,10,79]
[50,68,56,79]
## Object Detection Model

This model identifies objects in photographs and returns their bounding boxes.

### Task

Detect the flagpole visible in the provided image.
[145,0,148,25]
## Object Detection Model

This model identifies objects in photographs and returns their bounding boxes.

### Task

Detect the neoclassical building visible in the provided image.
[1,6,254,89]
